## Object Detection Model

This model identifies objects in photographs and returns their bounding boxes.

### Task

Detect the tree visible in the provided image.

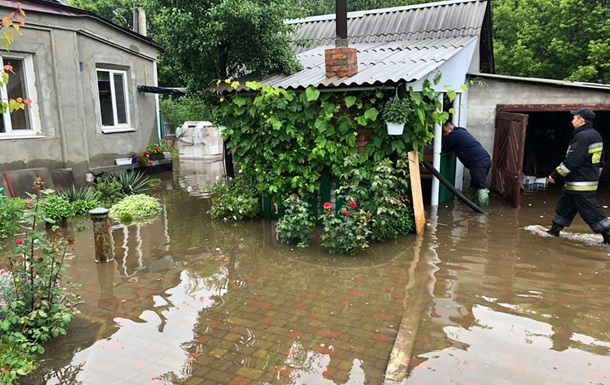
[492,0,610,83]
[68,0,135,29]
[152,0,301,90]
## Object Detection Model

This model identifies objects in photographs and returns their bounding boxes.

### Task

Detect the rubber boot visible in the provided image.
[476,189,489,207]
[546,223,563,237]
[602,229,610,245]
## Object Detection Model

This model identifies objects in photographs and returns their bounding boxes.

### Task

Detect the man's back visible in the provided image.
[442,127,489,168]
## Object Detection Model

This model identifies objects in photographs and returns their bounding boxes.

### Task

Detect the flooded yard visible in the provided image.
[18,165,610,385]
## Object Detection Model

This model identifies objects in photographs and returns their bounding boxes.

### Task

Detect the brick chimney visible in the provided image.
[325,0,358,78]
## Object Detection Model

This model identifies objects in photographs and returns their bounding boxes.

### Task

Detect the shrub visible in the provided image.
[95,177,124,208]
[71,199,101,217]
[338,155,415,242]
[0,199,80,384]
[319,200,370,255]
[39,191,75,224]
[382,96,409,124]
[0,197,27,242]
[206,173,260,221]
[277,194,314,248]
[109,194,162,223]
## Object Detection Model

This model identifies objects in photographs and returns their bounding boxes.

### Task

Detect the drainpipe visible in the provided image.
[430,93,444,206]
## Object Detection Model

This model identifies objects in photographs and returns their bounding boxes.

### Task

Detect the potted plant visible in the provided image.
[382,97,409,135]
[146,144,164,161]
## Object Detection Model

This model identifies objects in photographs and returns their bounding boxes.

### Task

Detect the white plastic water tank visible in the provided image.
[175,121,223,159]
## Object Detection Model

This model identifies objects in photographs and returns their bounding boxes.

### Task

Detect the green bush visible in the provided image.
[39,192,75,224]
[71,199,101,217]
[159,95,212,132]
[277,194,314,248]
[206,173,260,221]
[0,201,80,384]
[0,197,27,242]
[109,194,162,223]
[95,178,124,208]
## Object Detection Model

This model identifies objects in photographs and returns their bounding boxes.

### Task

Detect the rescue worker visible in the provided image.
[546,108,610,244]
[442,121,491,206]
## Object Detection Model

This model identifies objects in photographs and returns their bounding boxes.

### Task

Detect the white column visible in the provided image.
[453,93,465,190]
[430,93,444,206]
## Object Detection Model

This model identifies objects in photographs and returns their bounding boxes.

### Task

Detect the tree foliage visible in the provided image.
[67,0,610,86]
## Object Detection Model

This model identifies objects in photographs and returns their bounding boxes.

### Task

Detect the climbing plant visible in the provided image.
[215,72,453,201]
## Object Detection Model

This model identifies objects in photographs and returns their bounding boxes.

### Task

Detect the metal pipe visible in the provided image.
[335,0,348,46]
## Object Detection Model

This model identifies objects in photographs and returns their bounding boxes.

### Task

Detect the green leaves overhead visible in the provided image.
[217,80,446,201]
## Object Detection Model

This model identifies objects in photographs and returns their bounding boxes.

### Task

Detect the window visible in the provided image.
[0,55,38,136]
[97,69,131,131]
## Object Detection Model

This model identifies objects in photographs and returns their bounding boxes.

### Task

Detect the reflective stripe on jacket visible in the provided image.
[550,124,603,192]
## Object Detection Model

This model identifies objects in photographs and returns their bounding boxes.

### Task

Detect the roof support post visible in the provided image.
[431,92,444,207]
[453,92,465,191]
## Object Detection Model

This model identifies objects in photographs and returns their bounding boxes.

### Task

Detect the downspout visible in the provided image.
[430,93,443,206]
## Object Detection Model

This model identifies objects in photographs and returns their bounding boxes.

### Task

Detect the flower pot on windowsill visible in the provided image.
[149,153,164,161]
[386,122,405,135]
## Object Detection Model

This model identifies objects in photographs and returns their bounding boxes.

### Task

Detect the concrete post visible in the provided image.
[89,207,114,263]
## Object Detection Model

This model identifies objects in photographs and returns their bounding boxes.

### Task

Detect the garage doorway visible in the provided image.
[493,104,610,208]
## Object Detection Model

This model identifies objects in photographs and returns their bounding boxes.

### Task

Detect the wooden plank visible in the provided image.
[408,151,426,235]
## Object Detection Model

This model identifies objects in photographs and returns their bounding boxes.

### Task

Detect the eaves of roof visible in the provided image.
[468,72,610,92]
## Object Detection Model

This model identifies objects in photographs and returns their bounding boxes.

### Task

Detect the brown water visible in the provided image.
[17,169,610,385]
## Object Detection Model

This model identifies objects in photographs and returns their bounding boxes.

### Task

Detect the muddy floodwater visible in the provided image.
[19,166,610,385]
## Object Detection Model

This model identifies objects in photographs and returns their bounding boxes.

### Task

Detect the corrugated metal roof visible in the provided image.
[288,0,488,54]
[211,0,488,92]
[218,36,476,92]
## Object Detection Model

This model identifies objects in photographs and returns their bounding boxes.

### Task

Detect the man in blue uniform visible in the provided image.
[546,108,610,244]
[442,121,492,206]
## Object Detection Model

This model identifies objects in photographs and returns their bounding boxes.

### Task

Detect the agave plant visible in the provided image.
[111,170,151,195]
[57,185,101,202]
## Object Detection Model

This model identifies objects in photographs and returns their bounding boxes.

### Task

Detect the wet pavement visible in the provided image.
[17,167,610,385]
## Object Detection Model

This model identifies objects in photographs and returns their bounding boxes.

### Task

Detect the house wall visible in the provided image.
[0,7,159,184]
[467,76,610,155]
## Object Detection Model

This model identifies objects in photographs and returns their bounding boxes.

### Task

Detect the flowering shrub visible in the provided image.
[206,173,260,221]
[134,151,152,167]
[146,143,162,155]
[0,197,80,384]
[319,200,370,255]
[109,194,162,223]
[338,155,415,242]
[277,194,314,248]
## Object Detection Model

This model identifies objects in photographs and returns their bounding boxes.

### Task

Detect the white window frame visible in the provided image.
[96,68,133,133]
[0,54,41,138]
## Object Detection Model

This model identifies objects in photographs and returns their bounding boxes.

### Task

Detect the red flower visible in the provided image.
[342,210,349,216]
[107,223,111,228]
[143,151,150,156]
[154,146,160,152]
[148,160,153,165]
[16,238,25,245]
[135,154,141,159]
[165,136,171,142]
[323,202,332,210]
[349,201,357,208]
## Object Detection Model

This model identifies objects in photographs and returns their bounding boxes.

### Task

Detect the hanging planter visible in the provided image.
[382,96,409,136]
[385,122,405,135]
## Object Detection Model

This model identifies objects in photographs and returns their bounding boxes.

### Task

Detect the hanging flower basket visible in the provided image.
[382,96,409,136]
[386,122,405,135]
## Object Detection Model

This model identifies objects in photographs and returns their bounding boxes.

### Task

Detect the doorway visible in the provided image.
[493,105,610,208]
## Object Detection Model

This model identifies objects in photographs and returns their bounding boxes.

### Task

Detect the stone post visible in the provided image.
[89,207,114,263]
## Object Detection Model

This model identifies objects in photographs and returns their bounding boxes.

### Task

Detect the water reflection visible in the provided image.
[407,190,610,385]
[22,172,415,385]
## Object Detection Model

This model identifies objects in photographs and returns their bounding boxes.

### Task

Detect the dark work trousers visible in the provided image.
[552,191,610,233]
[468,156,492,190]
